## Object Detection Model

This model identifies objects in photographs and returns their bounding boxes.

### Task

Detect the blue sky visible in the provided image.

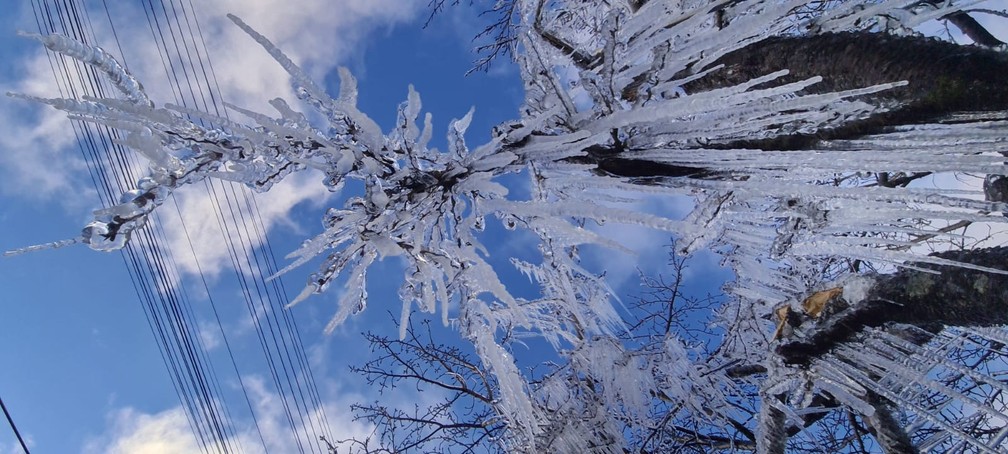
[0,1,732,453]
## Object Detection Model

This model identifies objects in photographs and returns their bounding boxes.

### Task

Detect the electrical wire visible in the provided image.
[30,1,337,452]
[32,1,242,452]
[147,0,335,450]
[0,396,31,454]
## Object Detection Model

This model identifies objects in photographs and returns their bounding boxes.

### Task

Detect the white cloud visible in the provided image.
[0,50,94,204]
[581,192,695,291]
[83,375,375,454]
[1,436,32,454]
[83,407,204,454]
[241,375,374,453]
[197,319,223,351]
[158,171,331,279]
[197,0,422,95]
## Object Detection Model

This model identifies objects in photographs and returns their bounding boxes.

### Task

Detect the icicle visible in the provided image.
[447,107,475,160]
[487,199,682,233]
[7,92,113,118]
[227,14,331,106]
[333,67,385,154]
[4,237,81,256]
[324,254,374,334]
[22,31,151,106]
[471,320,539,442]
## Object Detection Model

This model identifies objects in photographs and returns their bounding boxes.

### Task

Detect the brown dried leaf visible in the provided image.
[801,287,843,319]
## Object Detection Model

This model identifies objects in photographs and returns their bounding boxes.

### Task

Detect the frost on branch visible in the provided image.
[11,12,682,445]
[14,0,1008,450]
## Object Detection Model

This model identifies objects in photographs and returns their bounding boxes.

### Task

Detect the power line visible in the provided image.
[0,396,30,454]
[32,1,241,451]
[29,1,336,451]
[137,1,313,450]
[141,0,334,450]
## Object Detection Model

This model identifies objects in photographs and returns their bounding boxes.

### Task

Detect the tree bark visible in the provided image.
[757,400,789,454]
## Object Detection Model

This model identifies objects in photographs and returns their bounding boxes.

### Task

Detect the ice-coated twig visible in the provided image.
[20,31,151,106]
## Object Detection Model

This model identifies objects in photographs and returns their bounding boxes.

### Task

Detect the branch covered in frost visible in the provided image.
[777,246,1008,367]
[13,14,705,446]
[21,32,152,107]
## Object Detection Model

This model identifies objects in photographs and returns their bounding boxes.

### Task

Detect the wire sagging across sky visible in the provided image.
[28,0,334,452]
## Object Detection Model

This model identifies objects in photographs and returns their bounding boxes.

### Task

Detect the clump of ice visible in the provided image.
[839,274,877,305]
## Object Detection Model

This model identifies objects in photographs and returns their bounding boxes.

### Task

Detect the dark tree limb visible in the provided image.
[943,11,1005,46]
[863,392,920,454]
[540,132,715,179]
[777,247,1008,366]
[758,399,789,454]
[725,363,768,378]
[875,172,932,188]
[684,32,1008,150]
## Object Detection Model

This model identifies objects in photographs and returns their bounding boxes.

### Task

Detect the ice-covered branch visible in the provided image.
[776,246,1008,367]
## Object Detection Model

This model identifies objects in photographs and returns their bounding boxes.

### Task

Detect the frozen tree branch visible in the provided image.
[684,32,1008,150]
[778,247,1008,367]
[943,10,1005,46]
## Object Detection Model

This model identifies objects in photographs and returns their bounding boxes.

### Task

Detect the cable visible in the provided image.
[157,1,334,450]
[0,396,30,454]
[32,1,338,452]
[34,1,240,452]
[172,198,270,450]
